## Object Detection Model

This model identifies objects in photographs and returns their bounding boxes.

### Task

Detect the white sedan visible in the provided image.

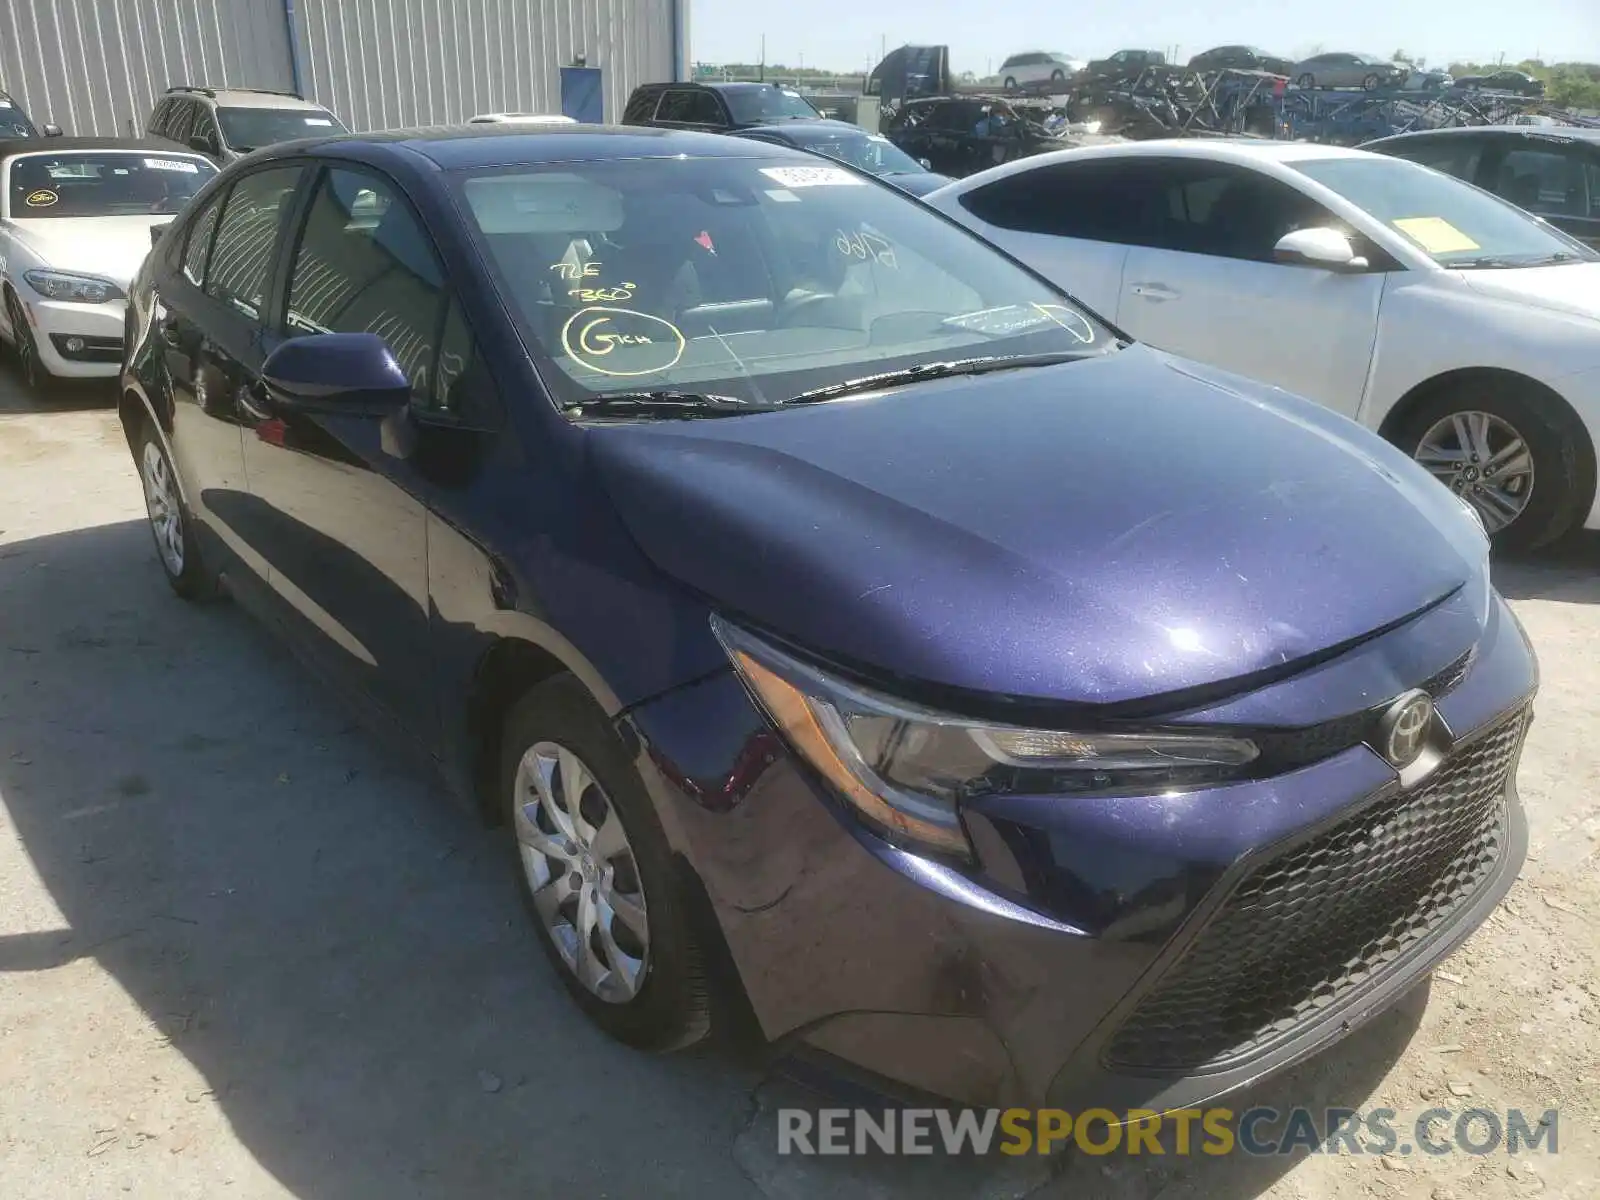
[925,140,1600,548]
[0,138,216,391]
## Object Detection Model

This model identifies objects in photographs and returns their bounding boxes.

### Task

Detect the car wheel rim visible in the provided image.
[12,303,38,388]
[140,441,186,576]
[514,741,649,1004]
[1414,410,1535,533]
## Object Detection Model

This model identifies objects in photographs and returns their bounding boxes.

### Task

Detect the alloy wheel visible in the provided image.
[9,298,40,390]
[1414,409,1534,533]
[140,440,186,576]
[514,740,650,1003]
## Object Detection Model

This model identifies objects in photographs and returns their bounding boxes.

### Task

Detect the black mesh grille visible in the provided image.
[1104,706,1524,1075]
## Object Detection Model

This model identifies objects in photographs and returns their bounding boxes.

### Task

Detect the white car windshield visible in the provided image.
[1293,155,1599,268]
[6,152,217,218]
[455,156,1117,406]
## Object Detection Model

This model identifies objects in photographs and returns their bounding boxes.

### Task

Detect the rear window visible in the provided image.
[6,152,217,217]
[217,106,344,152]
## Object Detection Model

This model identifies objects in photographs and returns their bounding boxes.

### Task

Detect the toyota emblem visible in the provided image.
[1379,690,1435,769]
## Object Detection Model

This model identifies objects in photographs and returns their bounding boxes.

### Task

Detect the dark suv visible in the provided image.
[622,81,825,132]
[1363,125,1600,247]
[0,88,61,138]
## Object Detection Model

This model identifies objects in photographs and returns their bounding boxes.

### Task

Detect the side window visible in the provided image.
[1494,147,1581,217]
[181,191,225,286]
[283,167,445,401]
[204,165,302,319]
[1152,163,1338,261]
[1584,157,1600,218]
[623,89,659,123]
[424,296,499,424]
[958,161,1160,245]
[1388,140,1480,183]
[165,99,196,145]
[147,99,170,137]
[193,109,221,154]
[655,90,721,124]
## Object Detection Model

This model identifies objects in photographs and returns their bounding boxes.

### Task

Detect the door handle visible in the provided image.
[1130,283,1180,302]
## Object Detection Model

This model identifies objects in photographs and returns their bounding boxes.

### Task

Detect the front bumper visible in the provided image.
[624,589,1535,1110]
[18,295,126,377]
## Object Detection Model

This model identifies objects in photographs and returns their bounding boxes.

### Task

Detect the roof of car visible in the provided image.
[0,136,191,161]
[1365,124,1600,146]
[249,124,816,171]
[166,87,327,110]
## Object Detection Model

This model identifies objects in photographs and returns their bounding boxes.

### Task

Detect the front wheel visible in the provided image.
[502,675,711,1051]
[1050,70,1066,86]
[1397,383,1587,550]
[5,292,51,394]
[1003,76,1018,91]
[1296,73,1315,89]
[1362,73,1382,90]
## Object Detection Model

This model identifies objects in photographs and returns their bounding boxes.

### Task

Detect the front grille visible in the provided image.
[1104,706,1525,1075]
[1250,648,1474,771]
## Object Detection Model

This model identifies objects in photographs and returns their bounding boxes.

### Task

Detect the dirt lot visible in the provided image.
[1,367,1596,1200]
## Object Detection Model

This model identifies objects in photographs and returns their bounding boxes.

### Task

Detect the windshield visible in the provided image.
[0,97,38,138]
[455,156,1116,408]
[1293,155,1599,268]
[724,88,821,124]
[804,133,926,177]
[6,152,217,218]
[217,106,344,150]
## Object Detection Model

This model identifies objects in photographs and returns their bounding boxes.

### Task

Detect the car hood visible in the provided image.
[883,171,953,196]
[1455,261,1600,322]
[589,346,1485,707]
[5,216,165,289]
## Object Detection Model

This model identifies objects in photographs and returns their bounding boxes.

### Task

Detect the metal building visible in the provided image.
[1,0,687,137]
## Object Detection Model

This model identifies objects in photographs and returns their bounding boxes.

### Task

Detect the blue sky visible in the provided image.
[688,0,1600,76]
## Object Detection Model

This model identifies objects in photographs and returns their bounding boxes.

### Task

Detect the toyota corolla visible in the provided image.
[117,125,1535,1111]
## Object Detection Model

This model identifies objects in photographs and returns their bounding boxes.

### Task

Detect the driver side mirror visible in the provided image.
[261,333,411,418]
[1273,227,1369,272]
[42,123,63,137]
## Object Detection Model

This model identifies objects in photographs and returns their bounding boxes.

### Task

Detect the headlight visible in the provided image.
[712,617,1259,859]
[23,270,125,304]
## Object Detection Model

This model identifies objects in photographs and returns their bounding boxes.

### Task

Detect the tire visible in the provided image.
[1296,73,1315,89]
[5,291,51,394]
[1362,73,1381,90]
[501,674,710,1052]
[1050,70,1066,86]
[1394,380,1587,551]
[136,420,219,600]
[1003,76,1017,92]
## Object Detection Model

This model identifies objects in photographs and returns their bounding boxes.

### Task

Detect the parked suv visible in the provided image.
[1364,125,1600,247]
[144,86,345,164]
[622,81,824,132]
[1,88,61,138]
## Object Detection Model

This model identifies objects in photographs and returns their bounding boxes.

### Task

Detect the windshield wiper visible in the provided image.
[564,390,768,420]
[781,352,1097,407]
[1455,251,1582,269]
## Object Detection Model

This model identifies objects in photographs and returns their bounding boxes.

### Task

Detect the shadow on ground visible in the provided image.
[0,358,117,415]
[0,518,1423,1200]
[1494,532,1600,605]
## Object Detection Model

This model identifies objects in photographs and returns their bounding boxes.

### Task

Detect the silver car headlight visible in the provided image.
[23,269,125,304]
[713,616,1259,858]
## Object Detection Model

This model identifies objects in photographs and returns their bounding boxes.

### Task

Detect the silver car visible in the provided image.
[1291,52,1409,91]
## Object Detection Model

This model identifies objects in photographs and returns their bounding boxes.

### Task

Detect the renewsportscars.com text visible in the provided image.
[777,1107,1560,1157]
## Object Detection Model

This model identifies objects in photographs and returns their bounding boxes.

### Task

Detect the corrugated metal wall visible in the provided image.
[1,0,294,138]
[1,0,679,137]
[293,0,677,129]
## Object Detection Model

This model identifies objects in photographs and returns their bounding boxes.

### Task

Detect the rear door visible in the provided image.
[159,164,305,583]
[1113,158,1384,415]
[947,158,1147,319]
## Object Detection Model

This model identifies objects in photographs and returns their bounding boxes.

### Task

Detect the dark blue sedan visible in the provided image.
[727,118,955,195]
[120,124,1535,1112]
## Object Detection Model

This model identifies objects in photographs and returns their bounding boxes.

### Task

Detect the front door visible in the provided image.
[1111,159,1384,415]
[238,164,447,737]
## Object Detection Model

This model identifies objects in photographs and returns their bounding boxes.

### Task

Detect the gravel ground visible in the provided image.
[1,366,1596,1200]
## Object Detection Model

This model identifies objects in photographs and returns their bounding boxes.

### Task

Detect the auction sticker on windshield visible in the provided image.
[759,166,865,188]
[1391,216,1480,255]
[143,158,200,173]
